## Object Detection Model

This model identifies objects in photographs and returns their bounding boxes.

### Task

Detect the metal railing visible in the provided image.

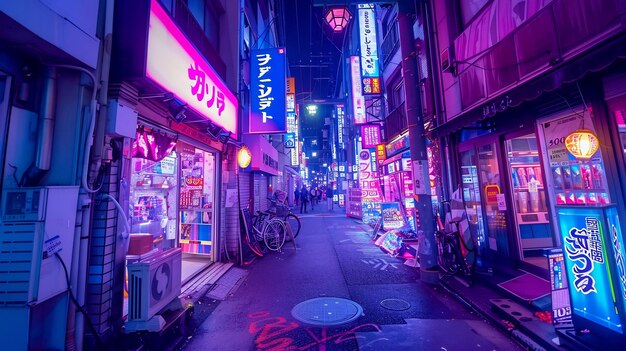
[385,102,406,140]
[381,19,400,67]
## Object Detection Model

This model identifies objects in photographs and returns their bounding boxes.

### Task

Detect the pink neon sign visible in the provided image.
[147,0,238,136]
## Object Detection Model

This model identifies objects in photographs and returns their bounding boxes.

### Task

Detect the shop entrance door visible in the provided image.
[504,132,552,268]
[459,140,509,258]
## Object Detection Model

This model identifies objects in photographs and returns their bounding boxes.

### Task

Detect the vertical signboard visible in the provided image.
[547,249,573,329]
[359,149,382,223]
[361,124,381,148]
[337,104,345,145]
[250,48,287,133]
[556,206,624,334]
[350,56,367,124]
[358,4,381,95]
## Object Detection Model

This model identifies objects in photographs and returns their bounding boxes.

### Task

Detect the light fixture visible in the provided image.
[237,145,252,168]
[306,104,318,115]
[324,7,352,32]
[565,129,599,160]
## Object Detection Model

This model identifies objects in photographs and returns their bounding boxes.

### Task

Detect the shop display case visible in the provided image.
[506,135,551,251]
[130,155,178,247]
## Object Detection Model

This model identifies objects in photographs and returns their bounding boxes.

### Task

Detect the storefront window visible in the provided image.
[477,143,508,252]
[540,113,610,206]
[130,153,178,248]
[179,145,216,255]
[460,149,486,248]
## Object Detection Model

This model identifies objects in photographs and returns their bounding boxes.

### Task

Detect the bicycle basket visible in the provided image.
[275,204,289,217]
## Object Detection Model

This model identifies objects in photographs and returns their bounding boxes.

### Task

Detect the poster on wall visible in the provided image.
[250,48,287,133]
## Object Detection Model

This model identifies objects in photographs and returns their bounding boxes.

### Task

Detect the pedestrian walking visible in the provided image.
[294,186,300,207]
[326,187,333,211]
[310,187,316,210]
[300,186,309,213]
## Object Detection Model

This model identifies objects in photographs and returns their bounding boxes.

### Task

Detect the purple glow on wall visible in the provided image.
[146,0,238,136]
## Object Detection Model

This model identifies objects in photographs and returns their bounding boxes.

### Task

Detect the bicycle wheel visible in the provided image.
[284,213,301,240]
[251,214,266,242]
[263,219,286,251]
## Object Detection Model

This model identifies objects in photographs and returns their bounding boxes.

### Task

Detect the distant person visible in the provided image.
[300,186,309,213]
[326,187,333,211]
[294,186,300,206]
[310,187,316,210]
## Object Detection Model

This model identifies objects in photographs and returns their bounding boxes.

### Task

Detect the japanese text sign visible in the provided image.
[337,105,345,145]
[358,4,380,95]
[361,124,381,148]
[250,48,287,133]
[556,206,624,334]
[375,144,386,165]
[147,0,238,135]
[350,56,366,124]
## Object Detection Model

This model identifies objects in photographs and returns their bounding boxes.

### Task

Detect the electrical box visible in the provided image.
[0,186,79,350]
[107,99,138,138]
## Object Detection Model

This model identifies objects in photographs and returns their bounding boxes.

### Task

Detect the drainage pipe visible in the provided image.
[20,66,57,186]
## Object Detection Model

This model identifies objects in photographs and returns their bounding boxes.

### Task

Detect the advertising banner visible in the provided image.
[350,56,367,124]
[361,124,382,148]
[359,149,383,224]
[146,0,238,135]
[347,188,363,218]
[250,48,287,133]
[381,202,404,230]
[556,206,624,334]
[547,249,573,329]
[357,4,381,95]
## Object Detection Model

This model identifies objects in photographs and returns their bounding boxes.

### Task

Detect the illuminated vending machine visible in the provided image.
[556,205,626,349]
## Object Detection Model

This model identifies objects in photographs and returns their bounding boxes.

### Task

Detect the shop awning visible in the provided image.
[432,33,626,138]
[284,166,299,177]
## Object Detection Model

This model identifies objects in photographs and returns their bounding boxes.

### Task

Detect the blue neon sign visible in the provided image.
[557,206,624,334]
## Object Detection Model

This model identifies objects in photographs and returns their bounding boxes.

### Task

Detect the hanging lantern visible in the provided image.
[237,145,252,168]
[565,129,599,160]
[324,7,352,32]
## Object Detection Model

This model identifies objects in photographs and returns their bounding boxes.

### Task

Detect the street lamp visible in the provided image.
[324,7,351,32]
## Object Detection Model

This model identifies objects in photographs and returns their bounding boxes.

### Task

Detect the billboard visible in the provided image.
[358,4,381,95]
[250,48,287,133]
[350,56,367,124]
[146,0,238,135]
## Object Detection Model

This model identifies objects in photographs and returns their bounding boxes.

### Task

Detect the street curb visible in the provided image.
[439,279,554,351]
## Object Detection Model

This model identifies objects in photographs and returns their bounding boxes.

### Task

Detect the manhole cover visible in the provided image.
[291,297,363,326]
[380,298,411,311]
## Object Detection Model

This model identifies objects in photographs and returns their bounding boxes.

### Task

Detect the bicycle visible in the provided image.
[434,201,474,279]
[267,192,301,240]
[251,209,288,251]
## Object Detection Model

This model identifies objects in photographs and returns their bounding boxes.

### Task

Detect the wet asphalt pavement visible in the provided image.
[180,207,524,351]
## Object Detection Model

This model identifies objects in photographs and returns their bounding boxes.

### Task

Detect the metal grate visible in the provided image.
[129,273,143,320]
[0,222,36,305]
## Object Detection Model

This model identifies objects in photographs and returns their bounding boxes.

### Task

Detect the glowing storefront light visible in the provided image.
[565,129,599,160]
[324,7,352,32]
[146,0,238,135]
[237,146,252,168]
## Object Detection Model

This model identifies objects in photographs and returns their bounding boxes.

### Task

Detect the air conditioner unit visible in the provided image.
[126,248,182,332]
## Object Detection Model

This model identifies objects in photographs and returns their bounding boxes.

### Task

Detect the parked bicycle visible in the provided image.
[434,200,474,280]
[266,191,301,240]
[251,209,288,251]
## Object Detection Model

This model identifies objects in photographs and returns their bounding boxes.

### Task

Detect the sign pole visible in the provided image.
[398,4,438,283]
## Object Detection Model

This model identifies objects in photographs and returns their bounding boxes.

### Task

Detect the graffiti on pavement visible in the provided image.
[247,310,382,351]
[360,258,400,271]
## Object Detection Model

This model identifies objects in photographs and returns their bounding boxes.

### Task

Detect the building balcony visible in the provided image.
[384,102,406,140]
[381,19,399,67]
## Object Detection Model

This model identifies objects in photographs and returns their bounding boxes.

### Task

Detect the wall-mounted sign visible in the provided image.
[385,133,410,157]
[337,104,345,145]
[357,4,380,95]
[350,56,367,124]
[146,0,238,135]
[361,124,381,148]
[250,48,287,133]
[375,144,386,166]
[243,134,279,175]
[484,184,500,204]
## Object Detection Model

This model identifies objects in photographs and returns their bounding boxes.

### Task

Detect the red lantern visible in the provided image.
[565,129,599,160]
[324,7,352,32]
